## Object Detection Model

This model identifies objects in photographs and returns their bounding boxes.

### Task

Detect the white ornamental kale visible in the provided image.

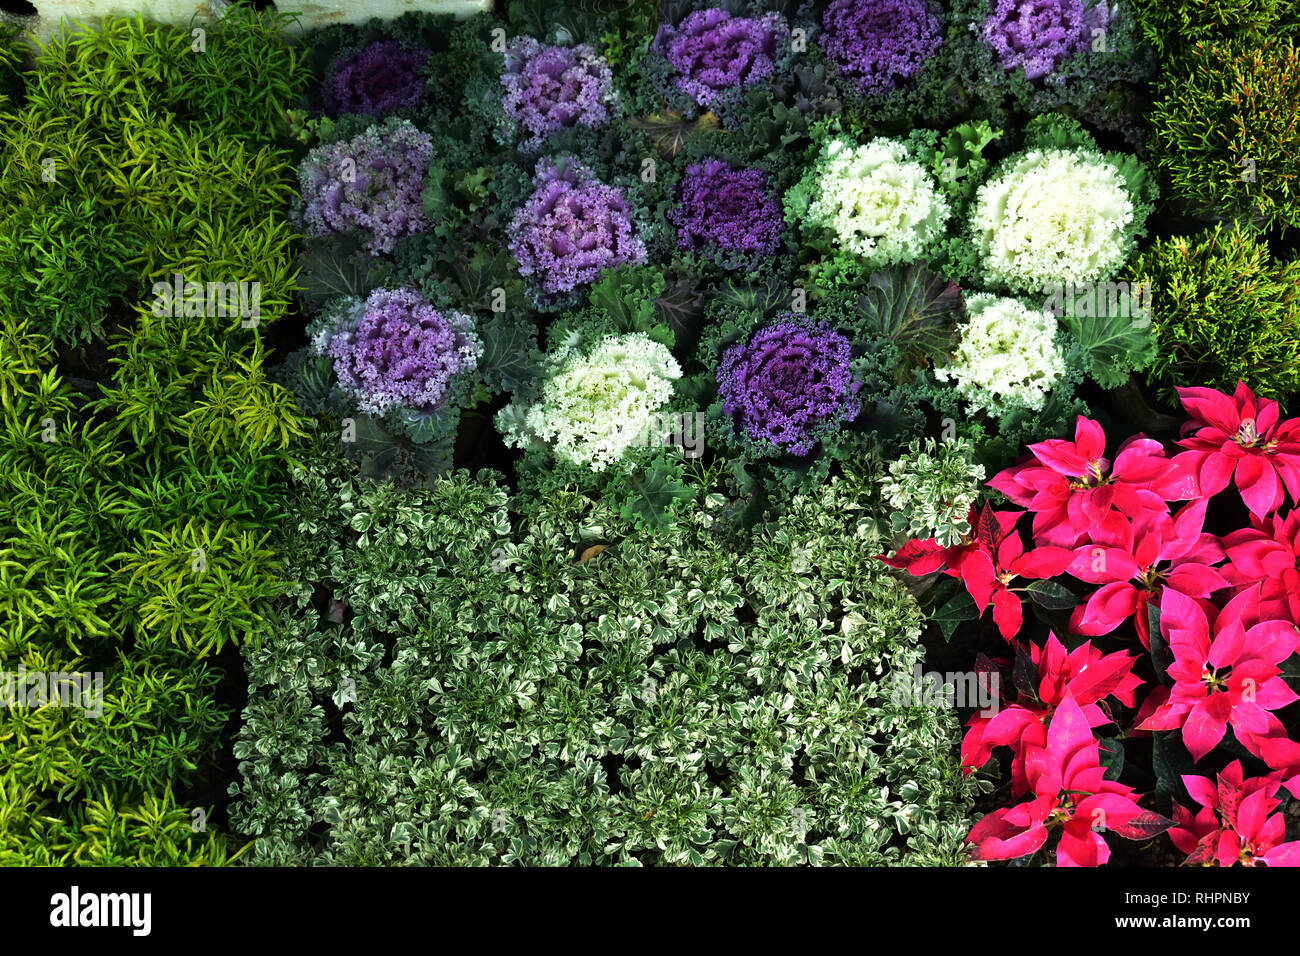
[971,147,1136,293]
[934,292,1066,417]
[497,332,681,471]
[802,136,951,267]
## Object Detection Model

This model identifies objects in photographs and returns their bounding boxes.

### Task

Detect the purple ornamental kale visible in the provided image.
[983,0,1111,80]
[819,0,945,94]
[501,37,615,150]
[324,40,432,118]
[718,319,863,456]
[668,158,783,261]
[655,7,788,107]
[507,159,648,297]
[326,287,482,416]
[297,119,434,256]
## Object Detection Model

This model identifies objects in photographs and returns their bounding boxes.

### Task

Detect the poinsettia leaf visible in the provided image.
[1215,726,1267,767]
[1013,642,1040,701]
[1181,839,1216,867]
[976,504,1002,557]
[1217,776,1244,832]
[1147,601,1174,685]
[1025,579,1077,609]
[1152,730,1195,815]
[879,538,947,575]
[1107,811,1174,841]
[932,586,977,643]
[1071,653,1139,703]
[929,573,961,606]
[973,652,1003,700]
[1279,652,1300,697]
[1098,736,1126,781]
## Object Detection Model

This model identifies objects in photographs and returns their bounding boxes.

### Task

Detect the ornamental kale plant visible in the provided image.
[318,287,483,417]
[933,293,1067,418]
[654,6,789,109]
[501,37,617,151]
[950,0,1153,138]
[819,0,945,94]
[323,39,432,118]
[717,317,863,457]
[296,117,435,255]
[498,331,681,471]
[668,157,784,266]
[808,0,960,125]
[964,119,1156,294]
[787,134,952,270]
[507,157,648,304]
[981,0,1109,80]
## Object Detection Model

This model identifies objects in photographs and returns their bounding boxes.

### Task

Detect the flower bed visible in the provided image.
[2,0,1299,868]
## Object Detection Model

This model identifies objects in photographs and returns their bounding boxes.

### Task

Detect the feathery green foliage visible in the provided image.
[1149,35,1300,230]
[0,11,309,866]
[1130,224,1300,407]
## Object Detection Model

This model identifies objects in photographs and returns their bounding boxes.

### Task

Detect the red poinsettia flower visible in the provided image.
[1221,508,1300,625]
[967,695,1170,866]
[1171,761,1300,867]
[1231,712,1300,790]
[1137,586,1300,762]
[951,510,1074,640]
[1066,499,1228,647]
[962,633,1143,796]
[989,415,1191,548]
[880,505,1071,641]
[1171,382,1300,519]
